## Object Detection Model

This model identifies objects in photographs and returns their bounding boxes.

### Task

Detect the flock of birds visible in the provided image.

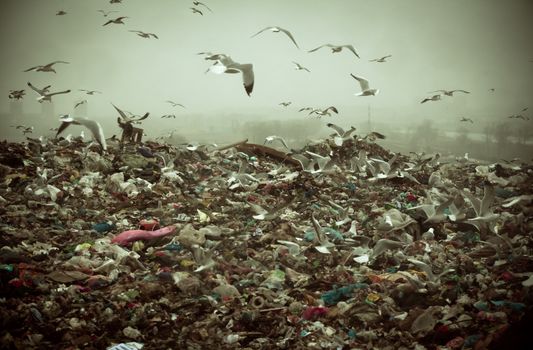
[5,0,532,146]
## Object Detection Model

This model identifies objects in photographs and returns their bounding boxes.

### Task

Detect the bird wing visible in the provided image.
[47,89,71,96]
[56,120,73,137]
[151,33,159,39]
[103,20,113,26]
[308,44,328,53]
[129,30,142,34]
[136,112,150,121]
[76,118,107,150]
[235,63,254,96]
[27,82,44,95]
[50,61,69,65]
[326,123,344,136]
[279,28,299,48]
[343,45,360,58]
[350,74,370,91]
[480,185,495,217]
[24,66,40,72]
[197,2,212,12]
[250,26,272,38]
[112,103,131,121]
[326,106,339,114]
[452,89,470,94]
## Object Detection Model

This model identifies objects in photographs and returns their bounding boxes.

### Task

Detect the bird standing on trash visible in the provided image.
[56,115,107,151]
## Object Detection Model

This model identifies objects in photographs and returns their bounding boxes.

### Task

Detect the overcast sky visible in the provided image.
[1,0,532,137]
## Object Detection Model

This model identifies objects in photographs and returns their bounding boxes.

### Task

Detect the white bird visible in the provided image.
[24,61,69,73]
[27,82,70,102]
[129,30,158,39]
[251,26,299,49]
[308,44,359,58]
[74,100,87,109]
[56,115,107,151]
[369,54,392,63]
[327,123,357,146]
[290,153,316,172]
[166,100,185,108]
[429,89,470,96]
[292,61,310,72]
[97,10,118,17]
[205,54,254,96]
[460,117,474,123]
[309,106,339,117]
[350,74,379,96]
[264,135,290,149]
[26,82,51,96]
[103,16,128,26]
[279,101,291,107]
[192,1,212,12]
[190,7,203,15]
[79,89,102,95]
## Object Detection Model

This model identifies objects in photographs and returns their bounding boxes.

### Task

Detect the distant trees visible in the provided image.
[408,119,441,152]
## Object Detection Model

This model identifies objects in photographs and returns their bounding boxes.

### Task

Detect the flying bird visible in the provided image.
[9,89,25,100]
[251,26,300,49]
[298,107,314,112]
[166,101,185,108]
[369,54,392,63]
[27,82,70,102]
[279,102,291,107]
[350,74,379,96]
[308,44,360,58]
[75,100,87,109]
[508,114,530,120]
[460,117,474,123]
[205,54,254,96]
[264,135,290,149]
[110,0,122,3]
[327,123,357,146]
[79,89,102,95]
[11,125,34,135]
[56,115,107,151]
[112,103,149,123]
[488,88,495,92]
[190,7,203,15]
[292,61,310,72]
[56,10,67,16]
[129,30,158,39]
[97,10,118,17]
[421,94,442,104]
[161,114,176,119]
[24,61,69,73]
[429,89,470,96]
[309,106,339,117]
[103,16,128,26]
[192,1,212,12]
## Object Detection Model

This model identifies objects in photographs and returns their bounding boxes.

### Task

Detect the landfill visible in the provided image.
[0,133,532,350]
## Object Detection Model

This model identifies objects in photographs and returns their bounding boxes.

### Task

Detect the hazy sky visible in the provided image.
[1,0,532,136]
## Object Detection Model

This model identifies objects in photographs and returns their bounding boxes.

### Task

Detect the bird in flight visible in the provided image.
[103,16,128,26]
[460,117,474,123]
[351,74,379,96]
[251,26,300,49]
[56,10,67,16]
[97,10,118,17]
[192,1,212,12]
[308,44,360,58]
[75,100,87,109]
[27,82,70,102]
[190,7,203,15]
[79,89,102,95]
[24,61,69,73]
[369,54,392,63]
[56,115,107,151]
[205,54,254,96]
[279,102,292,107]
[12,125,34,135]
[161,114,177,119]
[488,88,495,92]
[429,89,470,96]
[110,0,122,3]
[9,89,25,100]
[264,135,290,149]
[292,61,310,72]
[112,103,149,123]
[129,30,158,39]
[309,106,339,117]
[166,101,185,108]
[421,94,442,104]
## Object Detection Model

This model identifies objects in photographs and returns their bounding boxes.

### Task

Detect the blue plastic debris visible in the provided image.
[321,283,369,306]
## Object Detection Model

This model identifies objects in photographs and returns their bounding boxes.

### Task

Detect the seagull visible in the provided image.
[103,16,128,26]
[369,54,392,63]
[161,114,176,119]
[508,114,530,120]
[190,7,203,15]
[264,135,290,149]
[421,94,442,103]
[56,10,67,16]
[24,61,69,73]
[350,74,379,96]
[112,103,149,123]
[327,123,357,146]
[12,125,34,135]
[292,61,310,72]
[75,100,87,109]
[192,1,212,12]
[488,88,495,92]
[309,106,339,117]
[298,107,314,112]
[110,0,122,3]
[279,102,291,107]
[97,10,118,17]
[9,89,25,100]
[429,89,470,96]
[461,184,499,234]
[362,131,386,141]
[129,30,158,39]
[205,54,254,96]
[308,44,360,58]
[27,82,70,102]
[56,115,107,151]
[460,117,474,123]
[166,101,185,108]
[408,196,454,223]
[79,89,102,95]
[251,26,299,49]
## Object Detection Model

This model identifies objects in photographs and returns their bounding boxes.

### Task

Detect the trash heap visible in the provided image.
[0,133,532,350]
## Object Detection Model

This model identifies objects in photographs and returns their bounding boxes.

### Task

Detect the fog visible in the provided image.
[1,0,532,160]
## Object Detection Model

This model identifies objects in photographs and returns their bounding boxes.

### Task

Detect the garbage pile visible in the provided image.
[0,133,532,349]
